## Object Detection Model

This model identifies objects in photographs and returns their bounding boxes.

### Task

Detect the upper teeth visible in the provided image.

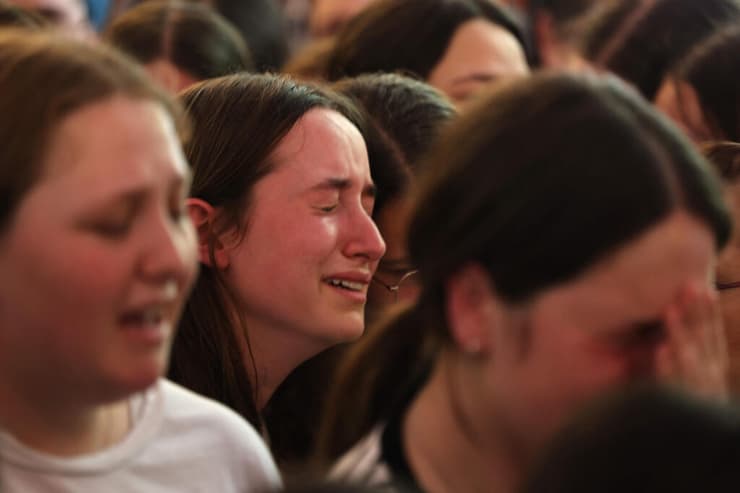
[328,279,364,291]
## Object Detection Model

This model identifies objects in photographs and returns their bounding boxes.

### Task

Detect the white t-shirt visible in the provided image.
[0,379,282,492]
[328,425,408,491]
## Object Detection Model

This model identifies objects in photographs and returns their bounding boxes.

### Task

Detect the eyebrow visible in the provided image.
[310,177,377,197]
[87,171,190,210]
[451,73,498,86]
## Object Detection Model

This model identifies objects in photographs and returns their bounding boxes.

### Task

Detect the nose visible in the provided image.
[138,210,198,289]
[342,208,386,262]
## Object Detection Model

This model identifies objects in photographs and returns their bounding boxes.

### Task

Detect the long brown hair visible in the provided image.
[168,73,369,428]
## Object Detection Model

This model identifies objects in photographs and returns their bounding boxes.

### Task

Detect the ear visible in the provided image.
[445,263,501,357]
[187,198,230,270]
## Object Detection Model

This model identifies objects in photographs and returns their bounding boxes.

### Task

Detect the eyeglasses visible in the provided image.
[717,281,740,291]
[371,269,419,303]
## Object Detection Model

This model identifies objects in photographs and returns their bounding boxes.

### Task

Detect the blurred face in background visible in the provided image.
[427,19,529,106]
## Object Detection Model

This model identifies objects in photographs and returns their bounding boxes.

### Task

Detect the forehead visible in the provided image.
[531,212,715,328]
[37,96,187,198]
[267,107,370,185]
[428,19,529,85]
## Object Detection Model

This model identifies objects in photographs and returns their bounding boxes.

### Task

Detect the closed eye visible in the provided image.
[84,200,140,240]
[91,219,133,239]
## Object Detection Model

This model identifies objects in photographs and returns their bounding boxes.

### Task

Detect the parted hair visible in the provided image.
[106,0,253,81]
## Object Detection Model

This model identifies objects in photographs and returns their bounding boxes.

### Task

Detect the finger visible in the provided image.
[665,293,695,377]
[682,286,729,399]
[708,288,729,371]
[663,303,694,381]
[707,289,730,399]
[680,283,702,343]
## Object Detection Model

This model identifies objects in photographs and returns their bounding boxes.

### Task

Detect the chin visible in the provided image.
[106,359,165,399]
[321,318,365,343]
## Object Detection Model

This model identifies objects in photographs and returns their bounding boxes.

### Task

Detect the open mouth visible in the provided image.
[119,308,165,328]
[326,278,366,292]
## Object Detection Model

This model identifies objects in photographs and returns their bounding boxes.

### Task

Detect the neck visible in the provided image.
[0,380,131,456]
[403,352,523,493]
[239,316,328,411]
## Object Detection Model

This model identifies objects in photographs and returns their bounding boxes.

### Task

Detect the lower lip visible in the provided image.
[326,282,368,303]
[119,321,169,346]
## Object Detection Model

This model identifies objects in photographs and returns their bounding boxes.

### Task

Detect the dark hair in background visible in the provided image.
[530,0,601,27]
[316,72,731,462]
[211,0,288,71]
[522,385,740,493]
[282,35,336,81]
[264,73,455,470]
[580,0,740,100]
[527,0,603,66]
[106,0,253,81]
[325,0,532,82]
[673,26,740,142]
[169,72,385,431]
[0,28,178,234]
[333,73,457,214]
[333,73,457,173]
[120,0,287,71]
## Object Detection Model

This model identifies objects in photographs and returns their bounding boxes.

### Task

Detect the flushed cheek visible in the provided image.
[283,219,340,273]
[21,242,132,345]
[539,346,635,406]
